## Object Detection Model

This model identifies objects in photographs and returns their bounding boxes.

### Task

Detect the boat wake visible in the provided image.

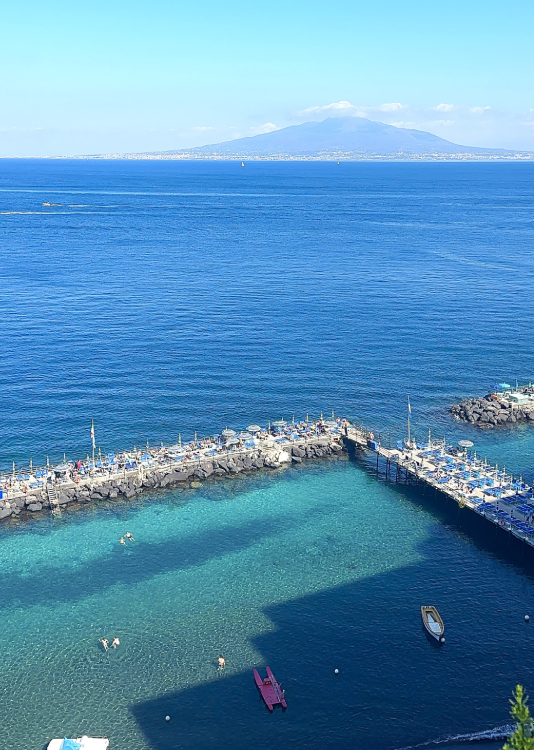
[393,723,515,750]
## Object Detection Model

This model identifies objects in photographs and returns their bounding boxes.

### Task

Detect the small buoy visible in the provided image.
[334,668,339,674]
[526,615,530,622]
[165,715,171,722]
[440,636,446,644]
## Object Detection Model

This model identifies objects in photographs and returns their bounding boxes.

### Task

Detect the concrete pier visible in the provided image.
[344,425,534,549]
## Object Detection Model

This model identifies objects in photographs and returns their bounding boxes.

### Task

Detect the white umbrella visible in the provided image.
[247,424,261,432]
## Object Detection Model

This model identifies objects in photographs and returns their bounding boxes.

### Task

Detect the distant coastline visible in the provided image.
[2,152,534,161]
[2,117,534,161]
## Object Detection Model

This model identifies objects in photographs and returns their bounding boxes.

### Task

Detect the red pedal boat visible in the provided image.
[254,667,287,711]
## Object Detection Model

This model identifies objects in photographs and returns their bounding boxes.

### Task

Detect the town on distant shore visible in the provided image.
[4,117,533,161]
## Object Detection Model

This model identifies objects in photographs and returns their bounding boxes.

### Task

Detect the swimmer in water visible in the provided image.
[120,537,126,545]
[100,638,109,651]
[217,656,225,670]
[125,532,135,541]
[111,637,120,648]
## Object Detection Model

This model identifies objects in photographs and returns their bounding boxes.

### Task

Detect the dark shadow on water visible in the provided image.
[0,516,291,611]
[130,531,528,750]
[350,448,534,576]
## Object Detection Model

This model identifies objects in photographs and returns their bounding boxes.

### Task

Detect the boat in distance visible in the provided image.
[47,737,109,749]
[254,667,287,711]
[421,606,445,643]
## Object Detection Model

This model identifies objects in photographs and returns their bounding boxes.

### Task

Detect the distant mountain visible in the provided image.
[153,117,522,159]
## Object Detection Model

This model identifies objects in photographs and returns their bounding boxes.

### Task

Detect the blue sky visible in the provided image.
[1,0,533,155]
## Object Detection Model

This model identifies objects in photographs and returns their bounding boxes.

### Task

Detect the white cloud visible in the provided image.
[431,104,491,116]
[250,122,279,134]
[389,121,417,129]
[468,106,491,114]
[376,102,407,112]
[298,100,409,119]
[299,100,356,115]
[433,103,456,112]
[192,126,214,132]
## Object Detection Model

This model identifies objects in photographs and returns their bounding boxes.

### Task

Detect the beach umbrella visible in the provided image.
[226,438,239,446]
[247,424,261,433]
[324,420,337,427]
[458,440,474,449]
[222,429,236,438]
[272,420,286,427]
[238,432,252,439]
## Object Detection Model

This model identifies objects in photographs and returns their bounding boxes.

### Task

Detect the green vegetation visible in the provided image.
[503,685,534,750]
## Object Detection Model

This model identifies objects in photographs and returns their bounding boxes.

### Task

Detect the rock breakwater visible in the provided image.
[0,436,345,523]
[451,395,534,427]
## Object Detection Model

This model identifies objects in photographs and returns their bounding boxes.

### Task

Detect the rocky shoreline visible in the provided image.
[450,395,534,427]
[0,438,345,523]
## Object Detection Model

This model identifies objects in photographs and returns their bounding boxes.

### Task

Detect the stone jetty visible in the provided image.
[0,425,346,523]
[451,394,534,427]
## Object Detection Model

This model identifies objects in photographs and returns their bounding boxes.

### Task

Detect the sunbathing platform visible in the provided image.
[344,426,534,549]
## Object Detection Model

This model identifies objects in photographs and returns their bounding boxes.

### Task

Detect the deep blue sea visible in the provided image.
[1,160,534,750]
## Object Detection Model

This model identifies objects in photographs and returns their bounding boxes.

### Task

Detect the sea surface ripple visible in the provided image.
[0,160,534,750]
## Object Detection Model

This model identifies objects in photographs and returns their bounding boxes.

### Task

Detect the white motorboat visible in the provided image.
[47,738,109,750]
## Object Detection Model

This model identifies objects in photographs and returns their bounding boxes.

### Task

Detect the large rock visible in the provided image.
[172,471,191,482]
[25,494,41,506]
[28,503,43,512]
[0,508,12,520]
[159,473,174,488]
[292,446,305,458]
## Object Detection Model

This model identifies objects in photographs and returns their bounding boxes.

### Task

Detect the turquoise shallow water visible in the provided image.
[1,457,534,749]
[0,457,428,748]
[2,160,534,748]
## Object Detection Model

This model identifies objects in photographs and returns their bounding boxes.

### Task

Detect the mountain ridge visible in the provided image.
[150,117,526,159]
[11,117,533,160]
